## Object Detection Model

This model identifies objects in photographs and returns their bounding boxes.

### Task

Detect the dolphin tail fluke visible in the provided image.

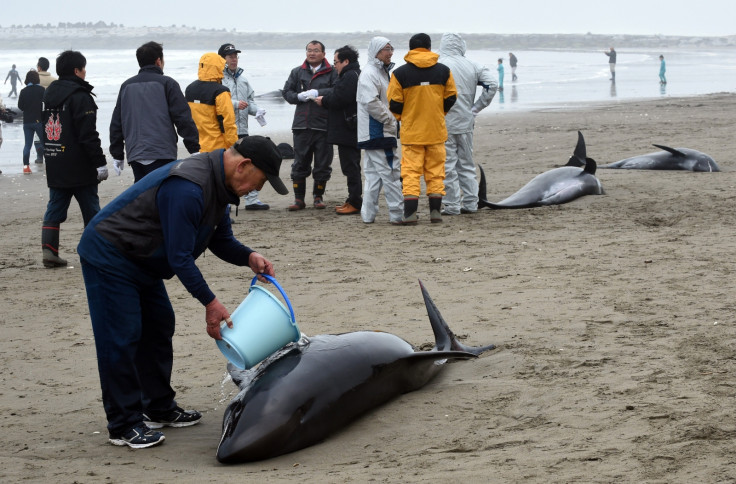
[419,280,496,356]
[653,144,686,157]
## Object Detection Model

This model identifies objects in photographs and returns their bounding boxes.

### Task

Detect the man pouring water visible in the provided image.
[77,136,289,450]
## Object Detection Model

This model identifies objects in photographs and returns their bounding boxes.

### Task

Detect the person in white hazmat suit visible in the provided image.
[438,33,497,215]
[356,36,403,224]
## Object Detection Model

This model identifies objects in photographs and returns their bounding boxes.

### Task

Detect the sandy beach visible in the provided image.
[1,93,734,483]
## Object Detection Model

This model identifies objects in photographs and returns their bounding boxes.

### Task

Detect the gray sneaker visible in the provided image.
[143,406,202,429]
[109,424,165,449]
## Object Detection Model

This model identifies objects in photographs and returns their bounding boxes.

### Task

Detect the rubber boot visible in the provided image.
[428,193,443,223]
[34,141,44,164]
[401,197,419,225]
[42,221,67,268]
[288,180,306,211]
[313,180,327,209]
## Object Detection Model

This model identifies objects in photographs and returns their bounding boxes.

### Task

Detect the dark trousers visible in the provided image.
[22,122,44,165]
[291,129,333,181]
[43,184,100,227]
[81,260,177,435]
[131,159,175,183]
[337,144,362,207]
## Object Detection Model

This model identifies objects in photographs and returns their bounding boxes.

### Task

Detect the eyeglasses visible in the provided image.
[380,46,394,52]
[306,49,323,54]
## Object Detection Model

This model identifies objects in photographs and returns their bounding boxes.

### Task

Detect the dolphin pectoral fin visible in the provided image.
[653,144,686,157]
[419,280,496,356]
[583,157,597,175]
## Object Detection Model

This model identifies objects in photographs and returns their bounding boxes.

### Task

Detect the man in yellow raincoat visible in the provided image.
[387,33,456,225]
[185,52,237,152]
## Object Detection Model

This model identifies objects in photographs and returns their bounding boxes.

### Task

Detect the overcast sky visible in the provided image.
[3,0,735,37]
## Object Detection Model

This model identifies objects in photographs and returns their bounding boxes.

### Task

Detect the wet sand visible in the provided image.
[1,93,735,482]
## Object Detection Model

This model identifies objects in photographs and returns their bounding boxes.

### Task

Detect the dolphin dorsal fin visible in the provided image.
[653,144,686,157]
[566,131,587,167]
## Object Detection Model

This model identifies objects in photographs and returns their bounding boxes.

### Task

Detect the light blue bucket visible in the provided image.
[216,275,300,369]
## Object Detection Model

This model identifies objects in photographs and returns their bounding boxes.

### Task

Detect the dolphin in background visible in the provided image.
[216,281,496,464]
[598,145,720,172]
[478,131,605,209]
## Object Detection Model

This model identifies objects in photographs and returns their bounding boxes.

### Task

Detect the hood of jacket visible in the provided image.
[367,36,392,69]
[198,53,226,82]
[43,76,94,109]
[439,33,466,57]
[404,48,439,69]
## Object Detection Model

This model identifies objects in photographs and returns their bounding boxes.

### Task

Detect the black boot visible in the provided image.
[42,221,67,268]
[428,193,443,223]
[401,197,419,225]
[313,180,327,209]
[289,180,306,211]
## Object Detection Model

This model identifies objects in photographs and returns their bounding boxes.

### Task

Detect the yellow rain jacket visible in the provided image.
[185,53,237,152]
[387,48,457,145]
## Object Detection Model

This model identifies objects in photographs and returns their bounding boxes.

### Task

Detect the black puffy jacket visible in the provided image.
[320,62,360,147]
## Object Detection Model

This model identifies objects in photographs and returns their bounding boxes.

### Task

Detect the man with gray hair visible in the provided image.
[438,33,497,215]
[356,37,403,224]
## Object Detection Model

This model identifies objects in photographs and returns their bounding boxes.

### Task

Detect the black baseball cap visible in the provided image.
[234,136,289,195]
[218,43,241,58]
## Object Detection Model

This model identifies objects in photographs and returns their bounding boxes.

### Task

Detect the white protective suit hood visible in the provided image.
[367,36,392,69]
[438,32,497,134]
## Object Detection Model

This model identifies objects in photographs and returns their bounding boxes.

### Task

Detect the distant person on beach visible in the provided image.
[314,45,362,215]
[185,52,237,153]
[18,70,45,175]
[659,55,667,84]
[219,42,270,210]
[37,57,57,88]
[76,136,288,450]
[356,36,403,224]
[110,41,200,182]
[5,64,22,97]
[497,58,504,91]
[438,33,497,216]
[41,50,108,268]
[605,47,616,81]
[509,52,518,81]
[387,33,457,224]
[282,40,337,211]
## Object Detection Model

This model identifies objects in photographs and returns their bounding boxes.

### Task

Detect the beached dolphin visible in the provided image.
[598,145,720,172]
[216,281,496,463]
[478,131,605,209]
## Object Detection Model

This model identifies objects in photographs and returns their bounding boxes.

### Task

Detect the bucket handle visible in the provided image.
[250,274,296,325]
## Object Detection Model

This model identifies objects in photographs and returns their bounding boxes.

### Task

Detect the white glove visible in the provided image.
[97,166,109,181]
[297,92,309,102]
[306,89,319,100]
[471,107,480,117]
[113,159,124,176]
[255,108,266,117]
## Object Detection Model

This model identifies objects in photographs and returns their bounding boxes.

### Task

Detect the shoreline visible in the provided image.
[1,92,735,482]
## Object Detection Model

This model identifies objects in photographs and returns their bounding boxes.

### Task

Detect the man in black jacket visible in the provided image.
[41,50,109,268]
[110,41,200,182]
[314,45,362,214]
[282,40,337,210]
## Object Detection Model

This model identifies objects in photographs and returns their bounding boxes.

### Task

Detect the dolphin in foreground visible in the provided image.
[216,281,496,463]
[598,145,720,172]
[478,131,605,209]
